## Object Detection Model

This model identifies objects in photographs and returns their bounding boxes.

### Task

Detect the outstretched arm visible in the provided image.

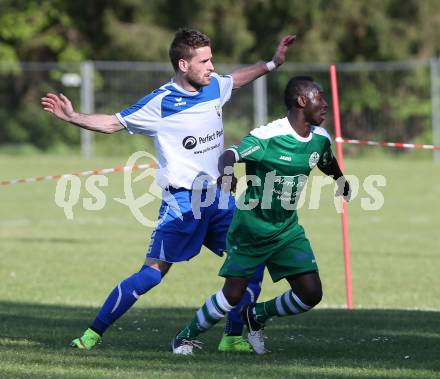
[41,93,124,134]
[231,35,296,89]
[319,157,352,201]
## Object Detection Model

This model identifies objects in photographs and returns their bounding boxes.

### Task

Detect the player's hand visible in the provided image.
[41,93,76,122]
[217,174,237,193]
[336,178,352,202]
[272,34,297,67]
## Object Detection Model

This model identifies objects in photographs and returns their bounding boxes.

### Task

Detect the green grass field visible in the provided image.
[1,153,439,378]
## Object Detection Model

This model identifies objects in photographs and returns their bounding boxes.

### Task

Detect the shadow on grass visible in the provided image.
[0,301,439,378]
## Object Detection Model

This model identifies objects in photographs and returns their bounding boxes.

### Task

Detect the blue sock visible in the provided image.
[224,264,264,336]
[91,265,162,335]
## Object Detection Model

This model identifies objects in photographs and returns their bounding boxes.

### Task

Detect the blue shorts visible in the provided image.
[147,187,235,263]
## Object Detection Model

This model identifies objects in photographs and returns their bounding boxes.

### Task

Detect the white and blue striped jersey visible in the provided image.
[116,73,233,189]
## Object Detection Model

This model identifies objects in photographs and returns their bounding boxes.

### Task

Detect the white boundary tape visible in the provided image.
[336,137,440,150]
[3,136,439,186]
[0,164,152,186]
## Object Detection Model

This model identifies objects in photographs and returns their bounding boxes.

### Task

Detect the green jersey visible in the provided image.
[227,117,334,248]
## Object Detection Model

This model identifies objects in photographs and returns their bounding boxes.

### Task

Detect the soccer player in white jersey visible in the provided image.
[41,29,296,352]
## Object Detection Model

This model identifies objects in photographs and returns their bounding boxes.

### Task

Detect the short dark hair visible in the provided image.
[169,28,211,71]
[284,76,316,109]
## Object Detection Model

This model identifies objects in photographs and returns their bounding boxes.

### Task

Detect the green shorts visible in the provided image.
[219,224,318,282]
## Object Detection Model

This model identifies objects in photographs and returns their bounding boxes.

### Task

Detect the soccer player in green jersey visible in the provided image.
[171,76,351,355]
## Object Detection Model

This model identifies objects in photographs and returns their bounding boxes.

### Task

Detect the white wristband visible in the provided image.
[265,60,277,72]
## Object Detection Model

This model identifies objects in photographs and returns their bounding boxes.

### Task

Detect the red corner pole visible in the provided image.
[329,64,353,310]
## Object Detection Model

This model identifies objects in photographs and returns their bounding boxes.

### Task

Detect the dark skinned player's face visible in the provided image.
[304,84,328,125]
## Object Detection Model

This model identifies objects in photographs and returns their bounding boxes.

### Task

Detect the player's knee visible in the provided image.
[302,287,322,308]
[224,288,245,307]
[132,266,162,295]
[225,293,241,307]
[222,277,249,306]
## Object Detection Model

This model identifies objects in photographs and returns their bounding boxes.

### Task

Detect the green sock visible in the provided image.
[176,291,233,339]
[255,299,278,323]
[176,316,202,339]
[255,289,312,323]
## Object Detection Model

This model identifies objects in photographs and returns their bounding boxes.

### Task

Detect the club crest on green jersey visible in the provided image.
[309,152,320,168]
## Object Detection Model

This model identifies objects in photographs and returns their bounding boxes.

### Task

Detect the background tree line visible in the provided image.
[1,0,439,152]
